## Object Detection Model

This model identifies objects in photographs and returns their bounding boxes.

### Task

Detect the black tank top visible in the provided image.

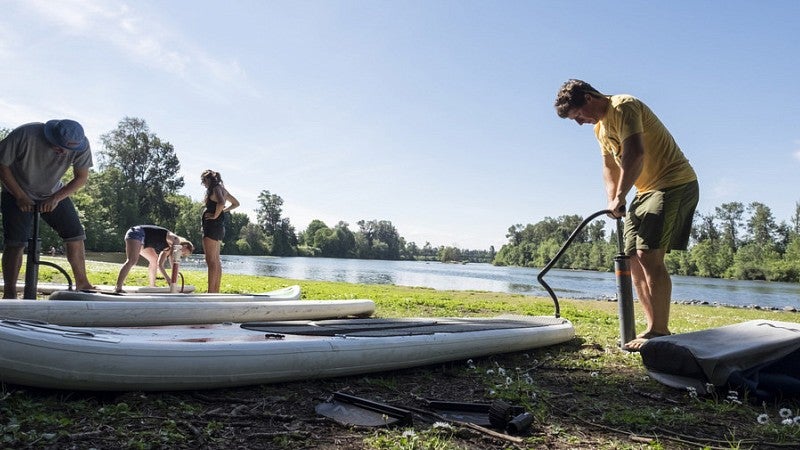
[141,225,169,252]
[204,198,221,221]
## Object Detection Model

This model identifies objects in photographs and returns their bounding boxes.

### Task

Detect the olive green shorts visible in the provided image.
[623,180,699,255]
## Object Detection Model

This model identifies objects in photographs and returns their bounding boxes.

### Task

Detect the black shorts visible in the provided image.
[1,190,86,247]
[202,216,225,241]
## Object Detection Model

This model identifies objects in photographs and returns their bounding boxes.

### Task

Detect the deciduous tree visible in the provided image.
[97,117,184,231]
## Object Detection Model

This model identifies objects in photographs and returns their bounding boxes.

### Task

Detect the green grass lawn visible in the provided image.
[4,257,799,449]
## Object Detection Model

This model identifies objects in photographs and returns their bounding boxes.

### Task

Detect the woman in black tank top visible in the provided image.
[201,170,240,293]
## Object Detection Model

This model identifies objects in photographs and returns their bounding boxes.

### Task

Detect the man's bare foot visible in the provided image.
[636,330,671,339]
[624,331,671,352]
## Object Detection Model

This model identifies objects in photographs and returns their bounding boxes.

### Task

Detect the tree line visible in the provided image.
[0,118,493,263]
[494,201,800,282]
[5,117,795,281]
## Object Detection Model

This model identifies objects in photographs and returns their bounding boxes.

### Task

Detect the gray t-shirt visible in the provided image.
[0,122,93,201]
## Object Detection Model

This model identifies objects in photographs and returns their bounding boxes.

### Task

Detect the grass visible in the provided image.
[3,256,800,449]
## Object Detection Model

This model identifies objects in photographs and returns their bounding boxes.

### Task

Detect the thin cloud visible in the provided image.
[26,0,96,30]
[24,0,253,100]
[710,178,741,200]
[794,140,800,162]
[0,99,65,129]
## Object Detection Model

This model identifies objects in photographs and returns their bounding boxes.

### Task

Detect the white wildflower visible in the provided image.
[498,368,506,376]
[686,387,698,399]
[757,414,769,424]
[486,369,495,375]
[402,430,416,438]
[782,418,794,426]
[705,383,715,393]
[590,371,599,378]
[794,416,800,425]
[779,408,793,418]
[432,422,453,430]
[505,376,513,386]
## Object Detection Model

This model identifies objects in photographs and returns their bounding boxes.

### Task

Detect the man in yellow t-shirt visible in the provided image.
[554,79,699,352]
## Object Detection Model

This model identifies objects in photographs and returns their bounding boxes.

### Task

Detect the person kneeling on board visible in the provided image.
[115,225,193,293]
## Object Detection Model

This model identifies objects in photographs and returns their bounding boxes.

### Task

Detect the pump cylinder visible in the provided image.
[614,254,636,346]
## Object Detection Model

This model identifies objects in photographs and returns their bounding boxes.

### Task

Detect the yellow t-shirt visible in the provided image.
[594,95,696,193]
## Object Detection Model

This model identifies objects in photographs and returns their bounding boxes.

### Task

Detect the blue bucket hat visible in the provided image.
[43,119,89,152]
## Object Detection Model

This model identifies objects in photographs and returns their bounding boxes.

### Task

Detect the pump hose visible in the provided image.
[537,210,614,318]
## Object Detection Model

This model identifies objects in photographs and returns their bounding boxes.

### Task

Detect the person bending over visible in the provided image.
[115,225,193,293]
[554,79,699,352]
[0,119,94,298]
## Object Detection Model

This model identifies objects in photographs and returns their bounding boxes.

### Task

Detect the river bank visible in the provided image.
[83,252,800,311]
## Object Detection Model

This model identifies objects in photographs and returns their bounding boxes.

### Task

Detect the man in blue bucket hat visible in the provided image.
[0,119,94,297]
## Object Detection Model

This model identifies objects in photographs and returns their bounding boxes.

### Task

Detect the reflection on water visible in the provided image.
[89,253,800,309]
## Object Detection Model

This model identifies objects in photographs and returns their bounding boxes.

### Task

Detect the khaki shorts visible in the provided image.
[623,180,699,255]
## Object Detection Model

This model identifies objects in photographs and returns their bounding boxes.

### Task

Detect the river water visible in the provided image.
[166,255,800,310]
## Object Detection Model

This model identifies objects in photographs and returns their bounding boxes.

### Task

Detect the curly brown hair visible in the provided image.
[554,79,605,118]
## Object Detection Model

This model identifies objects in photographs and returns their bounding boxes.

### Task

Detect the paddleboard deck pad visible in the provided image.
[242,316,561,336]
[0,315,574,391]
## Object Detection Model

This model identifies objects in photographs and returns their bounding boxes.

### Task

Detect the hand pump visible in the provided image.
[170,244,181,293]
[22,203,74,298]
[614,218,636,347]
[537,210,637,347]
[22,204,41,299]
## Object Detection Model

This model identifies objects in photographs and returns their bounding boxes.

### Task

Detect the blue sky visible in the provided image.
[1,1,798,249]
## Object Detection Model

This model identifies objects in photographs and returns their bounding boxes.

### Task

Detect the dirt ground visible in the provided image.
[9,343,778,450]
